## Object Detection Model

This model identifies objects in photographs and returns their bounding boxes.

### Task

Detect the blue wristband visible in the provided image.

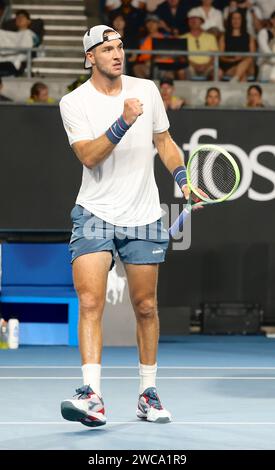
[105,115,131,145]
[173,166,187,190]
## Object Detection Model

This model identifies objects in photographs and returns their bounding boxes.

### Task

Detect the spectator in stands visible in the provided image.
[108,0,145,45]
[3,10,41,46]
[257,10,275,82]
[0,77,12,101]
[27,82,55,104]
[196,0,224,37]
[246,84,264,106]
[219,10,256,81]
[132,14,186,79]
[205,86,221,105]
[181,8,219,79]
[0,12,36,77]
[155,0,199,35]
[159,77,185,108]
[223,1,263,37]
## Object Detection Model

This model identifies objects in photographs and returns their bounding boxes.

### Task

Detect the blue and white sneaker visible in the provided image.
[136,387,172,423]
[61,385,106,427]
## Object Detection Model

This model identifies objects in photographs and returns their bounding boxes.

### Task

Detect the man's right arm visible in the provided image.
[72,135,116,169]
[71,98,143,170]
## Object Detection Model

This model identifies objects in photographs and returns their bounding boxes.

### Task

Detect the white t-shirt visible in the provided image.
[60,75,169,226]
[196,7,225,33]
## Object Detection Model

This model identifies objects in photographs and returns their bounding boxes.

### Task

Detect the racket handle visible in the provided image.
[169,207,191,237]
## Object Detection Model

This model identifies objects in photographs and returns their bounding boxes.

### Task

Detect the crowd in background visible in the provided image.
[0,0,274,107]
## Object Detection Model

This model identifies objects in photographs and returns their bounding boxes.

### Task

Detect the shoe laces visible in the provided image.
[143,388,162,410]
[74,385,93,399]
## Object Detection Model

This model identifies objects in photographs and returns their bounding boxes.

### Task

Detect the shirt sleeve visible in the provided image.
[151,81,170,134]
[59,96,93,146]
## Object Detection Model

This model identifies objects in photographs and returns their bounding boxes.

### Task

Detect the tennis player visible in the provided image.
[59,25,189,427]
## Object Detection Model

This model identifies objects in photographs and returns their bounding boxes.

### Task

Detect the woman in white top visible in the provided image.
[195,0,225,36]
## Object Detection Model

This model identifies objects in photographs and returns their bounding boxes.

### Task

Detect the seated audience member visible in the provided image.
[205,86,221,105]
[3,10,43,46]
[155,0,198,35]
[257,10,275,82]
[0,77,12,101]
[246,84,264,107]
[133,14,186,79]
[159,77,185,109]
[219,10,256,81]
[27,82,55,104]
[223,1,263,37]
[196,0,224,37]
[181,8,219,79]
[0,29,34,76]
[107,0,145,44]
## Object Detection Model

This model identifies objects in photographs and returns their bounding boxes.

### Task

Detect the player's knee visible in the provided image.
[78,292,103,317]
[134,297,157,319]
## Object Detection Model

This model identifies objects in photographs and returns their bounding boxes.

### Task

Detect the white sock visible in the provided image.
[139,363,157,394]
[82,363,101,397]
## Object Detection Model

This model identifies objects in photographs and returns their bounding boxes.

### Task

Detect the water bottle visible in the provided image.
[0,320,8,349]
[8,318,19,349]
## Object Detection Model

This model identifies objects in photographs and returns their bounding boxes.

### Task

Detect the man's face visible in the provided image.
[160,83,173,98]
[188,17,203,30]
[35,87,49,103]
[247,88,261,106]
[16,14,30,30]
[87,35,124,80]
[206,90,220,107]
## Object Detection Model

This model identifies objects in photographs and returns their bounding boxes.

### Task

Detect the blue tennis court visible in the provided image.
[1,336,275,450]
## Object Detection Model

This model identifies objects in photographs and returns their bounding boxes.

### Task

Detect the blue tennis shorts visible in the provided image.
[69,205,170,268]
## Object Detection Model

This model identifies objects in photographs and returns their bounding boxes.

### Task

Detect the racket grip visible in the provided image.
[169,207,191,237]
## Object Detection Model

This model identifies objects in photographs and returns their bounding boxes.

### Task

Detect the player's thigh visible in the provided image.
[124,263,159,306]
[73,251,112,302]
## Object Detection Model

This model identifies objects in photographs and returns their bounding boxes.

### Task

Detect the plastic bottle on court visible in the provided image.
[0,319,9,349]
[8,318,19,349]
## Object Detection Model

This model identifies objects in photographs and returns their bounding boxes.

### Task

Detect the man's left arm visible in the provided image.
[153,130,189,200]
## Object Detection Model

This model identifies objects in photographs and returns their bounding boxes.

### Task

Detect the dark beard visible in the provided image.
[96,63,121,80]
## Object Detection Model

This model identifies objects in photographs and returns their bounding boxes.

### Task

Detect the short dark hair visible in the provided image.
[30,82,48,98]
[206,87,221,97]
[247,85,262,96]
[160,78,174,87]
[16,9,31,20]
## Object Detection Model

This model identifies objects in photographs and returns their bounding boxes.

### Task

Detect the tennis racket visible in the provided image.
[169,144,240,237]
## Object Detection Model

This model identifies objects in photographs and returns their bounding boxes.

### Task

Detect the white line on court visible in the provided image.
[1,366,275,369]
[1,421,275,425]
[1,376,275,380]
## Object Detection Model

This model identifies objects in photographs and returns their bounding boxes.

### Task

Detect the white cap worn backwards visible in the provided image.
[83,25,122,69]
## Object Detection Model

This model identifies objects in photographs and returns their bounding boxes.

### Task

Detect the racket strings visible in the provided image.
[189,149,237,201]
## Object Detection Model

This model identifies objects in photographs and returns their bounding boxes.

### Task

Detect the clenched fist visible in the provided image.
[122,98,143,126]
